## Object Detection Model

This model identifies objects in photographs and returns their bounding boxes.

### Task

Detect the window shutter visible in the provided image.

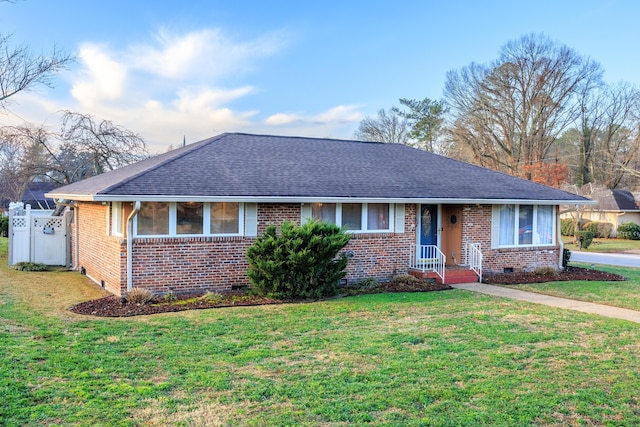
[394,203,405,233]
[245,203,258,236]
[300,203,312,224]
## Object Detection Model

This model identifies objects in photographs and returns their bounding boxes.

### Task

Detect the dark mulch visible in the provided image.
[69,280,451,318]
[69,292,282,318]
[482,265,626,285]
[70,266,625,318]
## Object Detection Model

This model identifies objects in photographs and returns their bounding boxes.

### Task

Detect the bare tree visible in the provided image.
[0,124,50,202]
[55,111,149,178]
[0,112,148,202]
[593,83,640,189]
[0,33,73,108]
[444,34,603,177]
[354,108,411,144]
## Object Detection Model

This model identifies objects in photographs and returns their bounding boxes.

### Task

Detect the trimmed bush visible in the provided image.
[582,221,613,238]
[562,248,571,268]
[0,215,8,237]
[574,231,594,249]
[560,218,575,236]
[617,222,640,240]
[246,220,351,299]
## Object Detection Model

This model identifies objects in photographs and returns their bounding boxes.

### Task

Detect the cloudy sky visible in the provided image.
[2,0,639,152]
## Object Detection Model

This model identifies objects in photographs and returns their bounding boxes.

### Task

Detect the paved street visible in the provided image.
[569,251,640,268]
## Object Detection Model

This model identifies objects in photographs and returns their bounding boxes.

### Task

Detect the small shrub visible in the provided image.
[562,248,571,268]
[13,262,49,272]
[534,266,558,276]
[200,291,225,304]
[560,218,575,236]
[0,215,8,237]
[617,222,640,240]
[390,274,423,286]
[351,277,379,289]
[574,231,594,249]
[163,289,177,303]
[126,288,155,305]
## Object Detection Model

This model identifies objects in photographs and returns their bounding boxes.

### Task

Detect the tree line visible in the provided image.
[355,34,640,191]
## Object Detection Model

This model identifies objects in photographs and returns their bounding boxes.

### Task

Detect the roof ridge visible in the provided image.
[227,132,375,145]
[98,133,228,195]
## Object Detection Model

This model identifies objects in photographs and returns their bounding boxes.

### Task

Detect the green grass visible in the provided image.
[506,263,640,311]
[563,236,640,253]
[1,237,639,426]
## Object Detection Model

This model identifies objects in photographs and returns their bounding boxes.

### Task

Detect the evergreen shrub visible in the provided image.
[560,218,575,236]
[574,231,594,249]
[246,220,351,299]
[617,222,640,240]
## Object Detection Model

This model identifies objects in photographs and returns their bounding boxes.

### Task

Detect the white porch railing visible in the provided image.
[409,244,446,283]
[466,242,483,282]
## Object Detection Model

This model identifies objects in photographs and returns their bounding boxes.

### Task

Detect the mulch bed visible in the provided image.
[69,281,451,318]
[70,266,625,317]
[482,265,626,285]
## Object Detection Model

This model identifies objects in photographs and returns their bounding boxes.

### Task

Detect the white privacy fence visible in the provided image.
[8,204,70,266]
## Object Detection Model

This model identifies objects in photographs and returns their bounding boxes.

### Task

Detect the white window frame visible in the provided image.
[306,202,395,233]
[111,201,123,237]
[134,202,244,237]
[492,204,556,248]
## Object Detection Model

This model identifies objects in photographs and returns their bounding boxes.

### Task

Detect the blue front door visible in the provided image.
[420,205,438,246]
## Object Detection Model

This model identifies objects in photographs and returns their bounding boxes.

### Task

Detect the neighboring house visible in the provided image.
[21,182,60,210]
[47,133,592,297]
[561,185,640,237]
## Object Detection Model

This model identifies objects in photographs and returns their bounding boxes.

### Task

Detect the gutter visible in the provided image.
[126,201,141,292]
[45,194,598,206]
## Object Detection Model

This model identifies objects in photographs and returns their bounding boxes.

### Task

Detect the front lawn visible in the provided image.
[1,237,639,426]
[563,236,640,253]
[504,263,640,311]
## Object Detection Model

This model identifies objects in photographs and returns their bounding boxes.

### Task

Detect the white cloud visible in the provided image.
[129,28,288,81]
[71,44,127,107]
[265,112,300,125]
[13,26,364,153]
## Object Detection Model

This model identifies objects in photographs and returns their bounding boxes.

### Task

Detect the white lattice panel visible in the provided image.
[12,217,27,228]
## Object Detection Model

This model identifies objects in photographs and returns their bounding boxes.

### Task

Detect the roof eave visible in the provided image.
[46,193,596,206]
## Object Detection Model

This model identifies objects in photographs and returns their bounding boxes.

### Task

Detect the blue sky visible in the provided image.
[2,0,639,152]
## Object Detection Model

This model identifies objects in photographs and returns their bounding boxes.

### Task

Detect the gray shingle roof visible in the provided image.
[48,133,590,204]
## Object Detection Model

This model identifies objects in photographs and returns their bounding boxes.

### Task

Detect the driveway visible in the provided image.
[570,251,640,268]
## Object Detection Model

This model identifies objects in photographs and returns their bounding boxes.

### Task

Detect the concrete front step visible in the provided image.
[409,267,479,285]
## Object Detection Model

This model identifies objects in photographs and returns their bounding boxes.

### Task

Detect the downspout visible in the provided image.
[126,201,140,291]
[557,207,564,269]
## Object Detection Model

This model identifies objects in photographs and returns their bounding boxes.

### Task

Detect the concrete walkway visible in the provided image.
[451,282,640,324]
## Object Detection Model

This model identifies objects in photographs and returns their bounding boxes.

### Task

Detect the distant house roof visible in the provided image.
[21,182,59,209]
[591,188,640,212]
[48,133,592,205]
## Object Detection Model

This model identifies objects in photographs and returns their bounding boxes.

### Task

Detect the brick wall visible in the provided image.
[343,204,415,283]
[74,201,560,297]
[75,202,125,295]
[257,203,300,234]
[461,204,560,273]
[130,236,252,295]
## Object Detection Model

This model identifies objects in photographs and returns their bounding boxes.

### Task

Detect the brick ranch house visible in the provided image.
[47,133,593,297]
